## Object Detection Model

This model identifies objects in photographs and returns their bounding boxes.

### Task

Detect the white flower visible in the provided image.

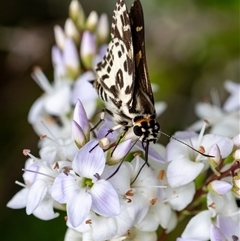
[188,80,240,137]
[28,67,72,138]
[166,130,233,187]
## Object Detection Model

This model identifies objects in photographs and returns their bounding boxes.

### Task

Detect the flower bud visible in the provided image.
[64,18,80,44]
[63,38,80,78]
[85,11,98,32]
[69,0,85,29]
[54,25,66,50]
[80,31,96,69]
[208,180,232,195]
[208,144,222,167]
[99,137,110,150]
[109,139,132,164]
[72,120,86,148]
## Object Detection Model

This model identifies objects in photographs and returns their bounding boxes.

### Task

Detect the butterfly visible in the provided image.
[93,0,159,157]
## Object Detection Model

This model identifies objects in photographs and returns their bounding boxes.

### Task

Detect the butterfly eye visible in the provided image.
[133,125,143,137]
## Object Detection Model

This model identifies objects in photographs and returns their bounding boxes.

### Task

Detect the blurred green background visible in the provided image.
[1,0,239,240]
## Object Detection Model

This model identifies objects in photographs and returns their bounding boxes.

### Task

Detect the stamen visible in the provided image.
[22,168,55,179]
[31,66,53,93]
[40,120,59,142]
[15,181,26,188]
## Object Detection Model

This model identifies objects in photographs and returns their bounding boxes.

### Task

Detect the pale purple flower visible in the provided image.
[50,141,120,227]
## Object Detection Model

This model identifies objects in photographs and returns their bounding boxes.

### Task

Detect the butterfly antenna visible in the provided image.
[131,141,149,185]
[160,131,213,158]
[107,137,139,180]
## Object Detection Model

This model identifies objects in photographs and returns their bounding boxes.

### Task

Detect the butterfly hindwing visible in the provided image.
[95,0,135,112]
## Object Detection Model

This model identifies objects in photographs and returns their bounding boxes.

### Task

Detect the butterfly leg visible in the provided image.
[110,128,129,157]
[90,109,106,132]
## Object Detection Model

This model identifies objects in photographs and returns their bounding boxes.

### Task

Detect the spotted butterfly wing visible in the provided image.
[94,0,160,144]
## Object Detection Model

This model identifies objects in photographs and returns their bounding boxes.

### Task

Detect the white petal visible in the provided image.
[91,179,120,217]
[26,179,48,215]
[102,163,131,195]
[67,190,92,227]
[167,182,195,211]
[167,158,204,187]
[202,134,233,158]
[195,103,223,121]
[64,228,82,241]
[33,197,59,220]
[153,202,173,229]
[129,228,157,241]
[125,193,150,225]
[91,215,117,241]
[44,84,71,115]
[51,173,79,203]
[73,141,105,178]
[182,210,211,240]
[6,188,28,209]
[71,71,98,104]
[135,205,160,232]
[113,204,134,235]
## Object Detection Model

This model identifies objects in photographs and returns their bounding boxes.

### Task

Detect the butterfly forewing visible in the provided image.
[94,0,160,143]
[129,0,154,106]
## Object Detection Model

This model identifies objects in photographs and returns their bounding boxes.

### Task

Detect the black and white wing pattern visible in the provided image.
[94,0,160,143]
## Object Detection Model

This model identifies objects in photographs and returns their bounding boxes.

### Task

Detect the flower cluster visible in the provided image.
[7,1,240,241]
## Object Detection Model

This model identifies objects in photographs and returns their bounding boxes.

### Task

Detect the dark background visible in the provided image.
[1,0,239,240]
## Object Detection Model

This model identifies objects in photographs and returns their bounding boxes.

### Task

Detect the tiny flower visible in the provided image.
[80,31,96,69]
[208,180,232,195]
[50,141,120,227]
[85,11,98,32]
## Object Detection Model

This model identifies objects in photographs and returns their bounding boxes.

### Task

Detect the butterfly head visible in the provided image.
[132,114,160,143]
